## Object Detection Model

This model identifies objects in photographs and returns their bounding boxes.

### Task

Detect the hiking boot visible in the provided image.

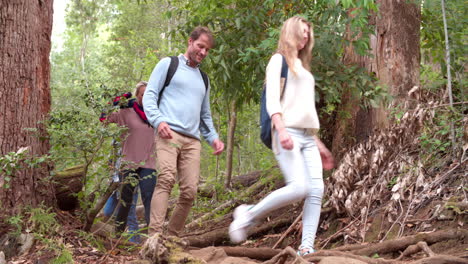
[229,204,253,244]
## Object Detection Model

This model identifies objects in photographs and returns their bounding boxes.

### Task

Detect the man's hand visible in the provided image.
[157,122,173,139]
[211,139,224,155]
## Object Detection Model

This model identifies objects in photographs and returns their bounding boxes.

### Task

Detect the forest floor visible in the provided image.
[4,165,467,264]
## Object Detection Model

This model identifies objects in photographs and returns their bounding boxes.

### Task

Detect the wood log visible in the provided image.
[54,164,85,211]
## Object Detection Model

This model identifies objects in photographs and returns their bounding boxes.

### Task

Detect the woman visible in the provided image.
[229,16,334,256]
[106,81,157,241]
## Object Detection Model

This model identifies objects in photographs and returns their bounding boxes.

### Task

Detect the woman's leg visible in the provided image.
[300,137,324,251]
[126,190,140,243]
[115,169,138,233]
[248,128,310,221]
[138,168,157,225]
[103,191,118,218]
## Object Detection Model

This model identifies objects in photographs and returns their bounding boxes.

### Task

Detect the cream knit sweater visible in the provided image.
[266,53,320,130]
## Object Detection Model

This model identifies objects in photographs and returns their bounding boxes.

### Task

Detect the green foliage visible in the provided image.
[27,206,61,236]
[36,236,74,264]
[0,148,50,189]
[419,109,464,159]
[76,230,106,252]
[421,0,467,101]
[6,215,23,236]
[51,247,74,264]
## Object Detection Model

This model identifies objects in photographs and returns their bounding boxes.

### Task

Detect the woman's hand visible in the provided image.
[279,130,294,150]
[314,136,334,170]
[271,113,293,150]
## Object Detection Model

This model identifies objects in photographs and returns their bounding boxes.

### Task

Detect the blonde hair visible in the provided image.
[134,81,148,96]
[277,16,314,73]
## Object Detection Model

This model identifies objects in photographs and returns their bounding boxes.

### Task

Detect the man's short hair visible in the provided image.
[190,26,214,47]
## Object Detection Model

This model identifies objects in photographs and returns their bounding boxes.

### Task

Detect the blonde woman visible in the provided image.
[229,16,334,256]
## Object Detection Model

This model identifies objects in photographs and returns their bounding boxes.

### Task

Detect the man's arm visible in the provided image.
[143,57,171,130]
[199,81,223,154]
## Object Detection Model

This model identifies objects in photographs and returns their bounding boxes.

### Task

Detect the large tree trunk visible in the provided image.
[374,0,421,102]
[0,0,55,216]
[331,1,421,159]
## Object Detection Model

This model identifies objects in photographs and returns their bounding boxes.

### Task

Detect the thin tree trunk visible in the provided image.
[224,101,237,188]
[440,0,456,147]
[0,0,55,216]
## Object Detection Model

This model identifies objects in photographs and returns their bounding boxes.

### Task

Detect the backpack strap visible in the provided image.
[279,55,288,98]
[158,56,179,106]
[200,70,209,91]
[158,56,209,106]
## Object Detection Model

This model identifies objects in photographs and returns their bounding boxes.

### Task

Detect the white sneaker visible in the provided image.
[229,204,253,244]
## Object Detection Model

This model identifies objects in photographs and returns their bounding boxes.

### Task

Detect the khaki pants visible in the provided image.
[149,131,201,236]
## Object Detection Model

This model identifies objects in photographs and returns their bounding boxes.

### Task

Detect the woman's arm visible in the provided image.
[271,113,293,150]
[313,135,334,170]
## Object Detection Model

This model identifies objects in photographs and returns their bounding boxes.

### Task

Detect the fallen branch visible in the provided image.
[187,172,280,230]
[84,180,120,231]
[273,212,302,249]
[320,217,360,249]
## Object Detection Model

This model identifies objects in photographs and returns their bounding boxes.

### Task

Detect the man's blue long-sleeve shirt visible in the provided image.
[143,55,219,145]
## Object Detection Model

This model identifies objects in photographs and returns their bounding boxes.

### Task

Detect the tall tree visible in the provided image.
[0,0,55,216]
[331,0,421,159]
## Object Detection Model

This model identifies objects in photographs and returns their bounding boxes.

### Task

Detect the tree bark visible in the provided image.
[332,1,421,160]
[0,0,55,216]
[374,0,421,101]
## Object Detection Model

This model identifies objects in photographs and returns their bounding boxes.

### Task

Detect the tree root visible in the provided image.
[407,255,468,264]
[397,241,435,260]
[221,246,280,261]
[349,228,468,256]
[304,250,394,264]
[262,246,308,264]
[140,233,199,264]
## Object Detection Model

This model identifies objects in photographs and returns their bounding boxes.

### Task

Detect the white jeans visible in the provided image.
[249,128,324,250]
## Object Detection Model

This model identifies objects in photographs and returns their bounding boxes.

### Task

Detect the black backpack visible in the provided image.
[260,55,288,149]
[157,56,209,106]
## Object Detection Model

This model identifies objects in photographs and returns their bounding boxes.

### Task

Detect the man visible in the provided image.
[143,26,224,237]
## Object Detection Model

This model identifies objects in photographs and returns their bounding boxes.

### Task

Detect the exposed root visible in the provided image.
[261,246,307,264]
[349,228,467,256]
[139,233,196,264]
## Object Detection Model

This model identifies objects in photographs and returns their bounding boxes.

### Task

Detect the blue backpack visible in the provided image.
[260,55,288,149]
